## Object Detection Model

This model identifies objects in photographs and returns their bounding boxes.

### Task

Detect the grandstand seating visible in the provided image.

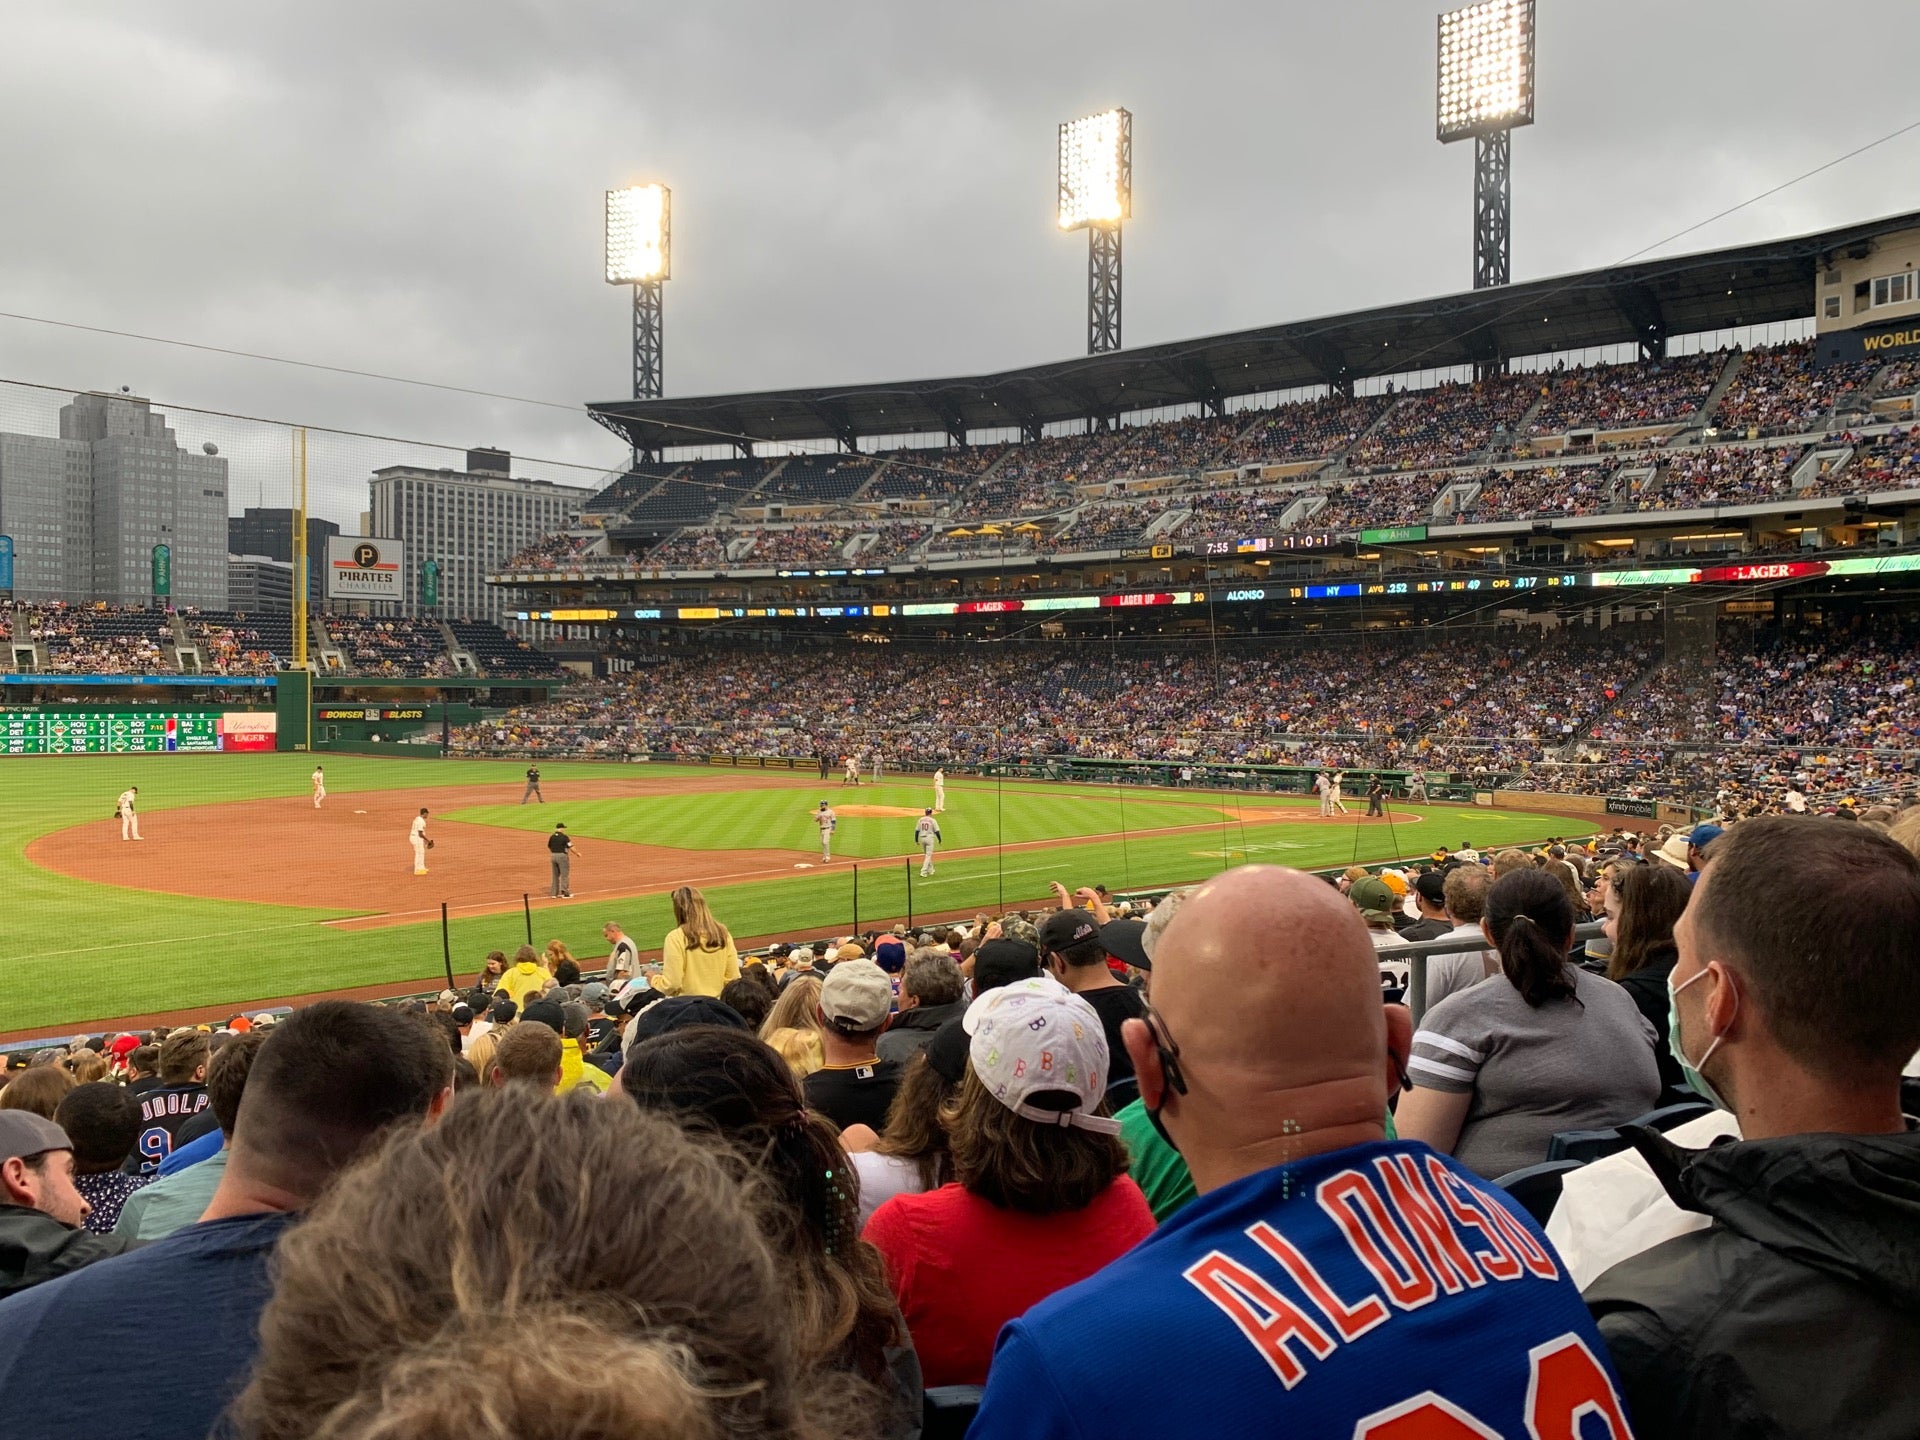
[1713,341,1878,434]
[445,620,563,676]
[1525,351,1726,435]
[757,454,882,504]
[183,610,298,675]
[1226,393,1391,464]
[1346,375,1537,472]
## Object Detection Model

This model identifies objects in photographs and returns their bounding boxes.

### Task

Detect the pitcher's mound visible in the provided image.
[835,805,924,819]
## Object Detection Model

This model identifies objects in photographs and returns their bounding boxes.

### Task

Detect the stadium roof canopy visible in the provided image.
[589,209,1920,454]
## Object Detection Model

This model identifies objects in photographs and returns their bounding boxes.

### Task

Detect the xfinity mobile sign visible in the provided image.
[327,537,404,600]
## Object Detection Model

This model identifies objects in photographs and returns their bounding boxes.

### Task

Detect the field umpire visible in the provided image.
[547,823,576,898]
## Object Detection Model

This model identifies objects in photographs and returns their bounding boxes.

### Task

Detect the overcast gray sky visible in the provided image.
[1,0,1915,525]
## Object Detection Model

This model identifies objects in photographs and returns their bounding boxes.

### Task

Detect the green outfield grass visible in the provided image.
[0,753,1580,1034]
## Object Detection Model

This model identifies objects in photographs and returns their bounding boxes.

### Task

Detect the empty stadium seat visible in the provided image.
[1546,1128,1631,1165]
[1491,1159,1584,1224]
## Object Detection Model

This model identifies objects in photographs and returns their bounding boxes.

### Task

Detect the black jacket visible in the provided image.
[1613,943,1683,1092]
[875,1000,964,1064]
[1585,1125,1920,1440]
[0,1203,138,1300]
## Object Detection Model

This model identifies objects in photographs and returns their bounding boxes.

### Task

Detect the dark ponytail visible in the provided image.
[1485,869,1578,1008]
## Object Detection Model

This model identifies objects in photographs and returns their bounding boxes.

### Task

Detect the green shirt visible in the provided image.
[114,1148,229,1241]
[1116,1100,1400,1226]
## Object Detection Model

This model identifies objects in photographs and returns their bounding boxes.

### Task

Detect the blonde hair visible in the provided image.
[671,886,730,951]
[63,1051,109,1086]
[764,1027,824,1079]
[761,977,823,1043]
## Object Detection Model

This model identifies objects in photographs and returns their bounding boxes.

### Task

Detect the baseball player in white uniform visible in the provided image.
[842,754,860,787]
[1314,771,1333,818]
[915,808,942,877]
[409,807,431,875]
[815,801,837,862]
[311,766,326,809]
[933,768,946,813]
[1329,771,1349,815]
[116,787,142,841]
[871,752,883,784]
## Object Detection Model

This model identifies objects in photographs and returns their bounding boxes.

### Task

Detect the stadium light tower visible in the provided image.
[1058,109,1131,355]
[1437,0,1535,290]
[606,183,670,402]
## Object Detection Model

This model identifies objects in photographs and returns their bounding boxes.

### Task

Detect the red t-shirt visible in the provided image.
[862,1177,1155,1386]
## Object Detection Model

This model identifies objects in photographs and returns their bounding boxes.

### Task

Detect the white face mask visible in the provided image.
[1667,967,1735,1112]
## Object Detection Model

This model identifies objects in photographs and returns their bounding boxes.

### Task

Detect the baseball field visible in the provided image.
[0,753,1590,1036]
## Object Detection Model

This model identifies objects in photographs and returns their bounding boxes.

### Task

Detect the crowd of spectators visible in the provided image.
[1713,341,1879,434]
[10,605,175,674]
[1225,393,1390,464]
[500,531,598,572]
[318,617,457,678]
[1345,375,1536,472]
[1460,463,1614,522]
[1634,444,1805,510]
[3,805,1916,1437]
[1525,351,1726,435]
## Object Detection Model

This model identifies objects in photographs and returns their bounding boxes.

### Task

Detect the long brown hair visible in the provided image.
[230,1088,863,1440]
[620,1027,903,1395]
[1485,869,1578,1008]
[1608,863,1693,981]
[672,886,731,951]
[943,1068,1128,1214]
[874,1050,958,1191]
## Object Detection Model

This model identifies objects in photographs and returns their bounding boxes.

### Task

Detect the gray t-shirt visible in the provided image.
[1421,923,1499,1012]
[1408,966,1662,1179]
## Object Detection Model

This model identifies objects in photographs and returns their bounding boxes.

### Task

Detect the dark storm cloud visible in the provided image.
[0,1,1914,523]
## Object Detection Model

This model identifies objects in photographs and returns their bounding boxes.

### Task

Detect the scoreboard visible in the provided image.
[1,710,224,755]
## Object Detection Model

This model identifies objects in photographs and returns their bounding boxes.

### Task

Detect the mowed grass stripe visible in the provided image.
[2,753,1577,1032]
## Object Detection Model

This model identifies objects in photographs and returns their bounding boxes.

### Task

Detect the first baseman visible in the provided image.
[116,786,141,841]
[311,766,326,809]
[410,807,431,875]
[915,808,942,877]
[815,801,837,862]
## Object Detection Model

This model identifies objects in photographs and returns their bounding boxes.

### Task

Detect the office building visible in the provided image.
[227,554,294,610]
[228,507,339,605]
[0,392,228,607]
[367,450,591,623]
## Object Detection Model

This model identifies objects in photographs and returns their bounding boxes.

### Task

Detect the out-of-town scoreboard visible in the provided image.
[0,709,235,754]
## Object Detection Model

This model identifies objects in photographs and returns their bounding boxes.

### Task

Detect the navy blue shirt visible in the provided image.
[0,1210,294,1440]
[971,1140,1630,1439]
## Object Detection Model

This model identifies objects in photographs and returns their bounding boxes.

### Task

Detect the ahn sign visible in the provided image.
[327,537,405,600]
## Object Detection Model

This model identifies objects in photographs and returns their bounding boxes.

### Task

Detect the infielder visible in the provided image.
[410,807,432,875]
[522,764,544,804]
[933,768,946,813]
[842,754,860,787]
[914,808,942,877]
[871,752,883,784]
[311,766,326,809]
[547,822,575,898]
[116,786,142,841]
[815,801,837,862]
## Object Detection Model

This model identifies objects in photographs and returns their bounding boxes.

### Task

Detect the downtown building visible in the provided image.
[367,449,591,624]
[0,392,228,607]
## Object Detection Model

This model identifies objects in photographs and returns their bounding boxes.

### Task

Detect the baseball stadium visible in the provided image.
[3,5,1920,1436]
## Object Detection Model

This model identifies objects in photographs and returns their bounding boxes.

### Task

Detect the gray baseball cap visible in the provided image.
[0,1111,71,1164]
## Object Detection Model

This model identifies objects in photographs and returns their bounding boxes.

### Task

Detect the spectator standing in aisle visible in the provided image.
[0,1002,453,1440]
[521,763,543,803]
[115,786,140,841]
[1584,818,1920,1439]
[0,1113,135,1298]
[495,945,552,1010]
[914,809,941,877]
[971,867,1631,1439]
[545,822,575,898]
[656,886,740,999]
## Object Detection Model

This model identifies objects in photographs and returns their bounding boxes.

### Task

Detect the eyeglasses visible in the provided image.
[1139,1003,1188,1098]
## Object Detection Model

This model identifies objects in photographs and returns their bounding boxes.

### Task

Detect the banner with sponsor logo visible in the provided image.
[1604,796,1659,818]
[326,537,405,600]
[1816,321,1920,368]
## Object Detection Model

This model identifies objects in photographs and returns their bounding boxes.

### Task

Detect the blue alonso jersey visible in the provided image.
[972,1140,1633,1440]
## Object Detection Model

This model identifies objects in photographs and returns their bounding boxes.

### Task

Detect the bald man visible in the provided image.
[970,866,1631,1440]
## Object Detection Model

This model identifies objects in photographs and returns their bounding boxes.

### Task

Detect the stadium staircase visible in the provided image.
[1432,475,1483,519]
[847,458,895,503]
[1329,397,1409,474]
[1511,388,1551,439]
[166,613,204,675]
[1606,460,1658,511]
[1793,443,1854,492]
[1694,351,1748,430]
[1142,507,1191,541]
[437,622,480,675]
[311,618,346,674]
[1276,492,1328,528]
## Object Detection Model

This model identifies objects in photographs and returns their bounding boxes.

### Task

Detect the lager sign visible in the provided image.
[327,536,405,600]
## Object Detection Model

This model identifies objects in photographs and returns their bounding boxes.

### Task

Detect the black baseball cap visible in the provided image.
[1036,909,1101,953]
[627,995,751,1046]
[924,1017,970,1086]
[520,998,566,1034]
[972,939,1040,993]
[1414,870,1449,906]
[1099,918,1151,972]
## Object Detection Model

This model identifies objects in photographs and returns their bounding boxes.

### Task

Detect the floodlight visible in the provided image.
[605,184,670,284]
[1057,109,1131,230]
[1436,0,1535,142]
